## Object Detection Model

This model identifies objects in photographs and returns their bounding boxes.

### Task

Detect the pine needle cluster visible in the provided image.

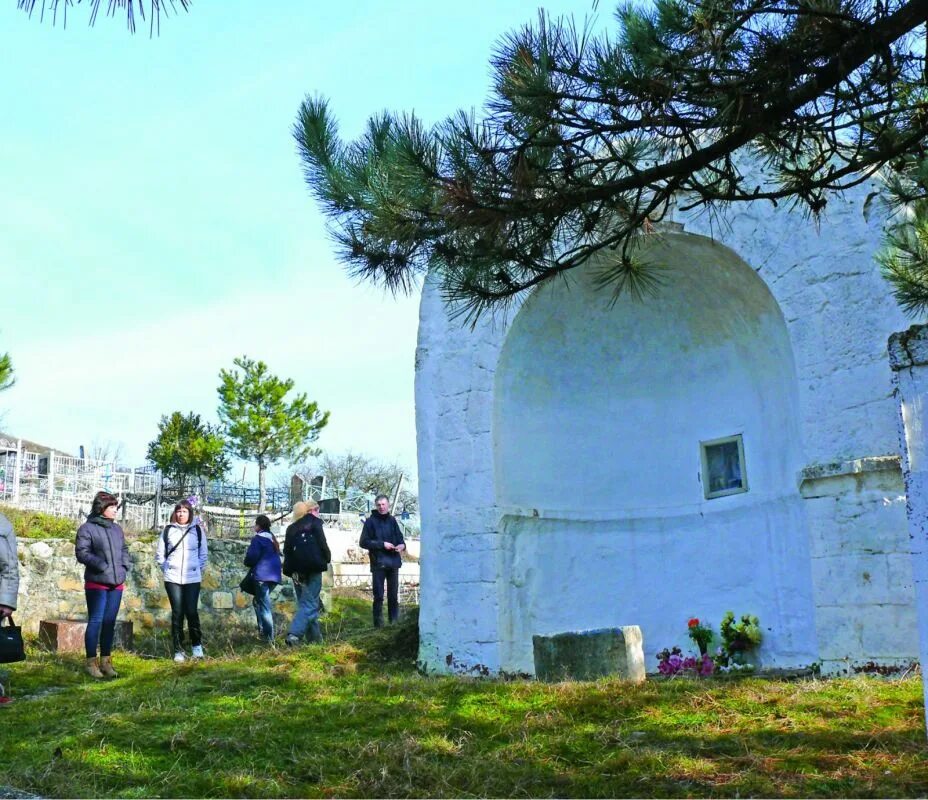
[296,0,928,322]
[16,0,191,34]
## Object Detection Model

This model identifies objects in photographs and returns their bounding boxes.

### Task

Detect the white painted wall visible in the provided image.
[889,326,928,718]
[799,457,914,673]
[495,234,802,512]
[416,177,919,675]
[492,234,817,671]
[679,191,908,466]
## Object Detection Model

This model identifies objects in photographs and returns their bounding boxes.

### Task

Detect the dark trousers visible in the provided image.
[85,587,123,658]
[371,567,399,626]
[164,582,202,652]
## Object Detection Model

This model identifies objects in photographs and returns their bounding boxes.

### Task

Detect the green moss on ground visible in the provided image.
[1,600,925,798]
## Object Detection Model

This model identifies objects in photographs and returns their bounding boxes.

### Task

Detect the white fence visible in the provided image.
[0,438,422,540]
[0,437,163,530]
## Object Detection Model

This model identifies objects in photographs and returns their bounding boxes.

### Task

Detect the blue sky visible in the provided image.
[0,0,601,485]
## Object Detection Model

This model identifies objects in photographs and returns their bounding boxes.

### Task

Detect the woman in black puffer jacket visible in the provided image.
[75,491,131,679]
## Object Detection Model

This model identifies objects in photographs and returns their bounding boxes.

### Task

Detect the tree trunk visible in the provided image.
[258,460,267,512]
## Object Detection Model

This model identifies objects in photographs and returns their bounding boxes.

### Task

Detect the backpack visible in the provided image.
[162,524,202,561]
[285,522,327,576]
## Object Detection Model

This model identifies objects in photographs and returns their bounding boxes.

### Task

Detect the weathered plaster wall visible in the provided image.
[416,284,506,674]
[497,502,817,673]
[416,178,918,675]
[800,457,916,673]
[496,234,802,510]
[678,191,908,464]
[888,325,928,713]
[492,234,817,671]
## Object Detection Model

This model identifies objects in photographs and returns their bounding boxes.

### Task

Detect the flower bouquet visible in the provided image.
[687,617,714,656]
[719,611,762,665]
[657,646,715,677]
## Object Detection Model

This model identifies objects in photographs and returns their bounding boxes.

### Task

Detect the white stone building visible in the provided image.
[415,179,917,676]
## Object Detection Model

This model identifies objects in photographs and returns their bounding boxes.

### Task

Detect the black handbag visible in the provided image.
[239,570,258,596]
[0,616,25,664]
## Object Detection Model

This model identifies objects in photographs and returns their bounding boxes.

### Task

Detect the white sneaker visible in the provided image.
[173,651,186,663]
[191,645,205,659]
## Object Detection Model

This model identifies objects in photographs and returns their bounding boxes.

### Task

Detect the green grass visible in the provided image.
[1,599,926,798]
[1,504,76,539]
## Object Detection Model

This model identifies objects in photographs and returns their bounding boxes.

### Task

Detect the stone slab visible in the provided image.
[39,619,134,653]
[533,626,645,682]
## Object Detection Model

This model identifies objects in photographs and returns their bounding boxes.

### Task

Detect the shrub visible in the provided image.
[0,505,75,540]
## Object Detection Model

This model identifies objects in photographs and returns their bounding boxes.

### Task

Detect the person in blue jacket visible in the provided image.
[244,515,282,643]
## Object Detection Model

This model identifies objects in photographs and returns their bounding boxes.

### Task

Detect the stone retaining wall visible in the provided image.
[12,537,334,635]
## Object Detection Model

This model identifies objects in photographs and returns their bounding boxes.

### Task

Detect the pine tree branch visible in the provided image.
[296,0,928,320]
[16,0,191,34]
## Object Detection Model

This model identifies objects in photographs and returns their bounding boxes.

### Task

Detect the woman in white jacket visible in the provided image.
[155,500,208,662]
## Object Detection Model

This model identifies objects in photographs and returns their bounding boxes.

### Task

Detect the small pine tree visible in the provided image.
[147,411,229,496]
[0,352,13,394]
[217,356,330,511]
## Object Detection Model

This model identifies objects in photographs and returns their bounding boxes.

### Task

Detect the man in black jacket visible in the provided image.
[359,495,405,627]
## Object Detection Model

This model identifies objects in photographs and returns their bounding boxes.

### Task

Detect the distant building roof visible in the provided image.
[0,432,74,458]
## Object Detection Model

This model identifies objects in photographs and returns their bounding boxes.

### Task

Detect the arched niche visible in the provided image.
[496,232,802,511]
[493,232,817,672]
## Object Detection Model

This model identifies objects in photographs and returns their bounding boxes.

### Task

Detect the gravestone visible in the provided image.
[319,497,341,514]
[290,475,306,507]
[533,626,645,682]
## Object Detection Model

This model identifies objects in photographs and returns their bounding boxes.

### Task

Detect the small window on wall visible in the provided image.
[700,435,748,500]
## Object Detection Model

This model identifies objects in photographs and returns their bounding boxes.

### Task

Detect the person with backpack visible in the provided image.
[359,494,406,627]
[75,491,131,679]
[282,500,330,646]
[244,514,282,643]
[0,511,20,706]
[155,499,208,663]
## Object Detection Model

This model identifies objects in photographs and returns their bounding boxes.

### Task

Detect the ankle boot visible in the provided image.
[85,658,104,679]
[99,656,118,679]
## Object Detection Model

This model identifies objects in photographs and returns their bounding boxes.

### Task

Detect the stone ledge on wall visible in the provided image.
[799,454,902,499]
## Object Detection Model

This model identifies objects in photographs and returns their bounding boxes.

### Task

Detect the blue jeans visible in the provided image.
[288,573,322,643]
[85,587,123,658]
[253,581,275,641]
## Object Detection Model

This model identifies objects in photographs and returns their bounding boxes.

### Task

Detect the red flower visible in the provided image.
[688,618,700,628]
